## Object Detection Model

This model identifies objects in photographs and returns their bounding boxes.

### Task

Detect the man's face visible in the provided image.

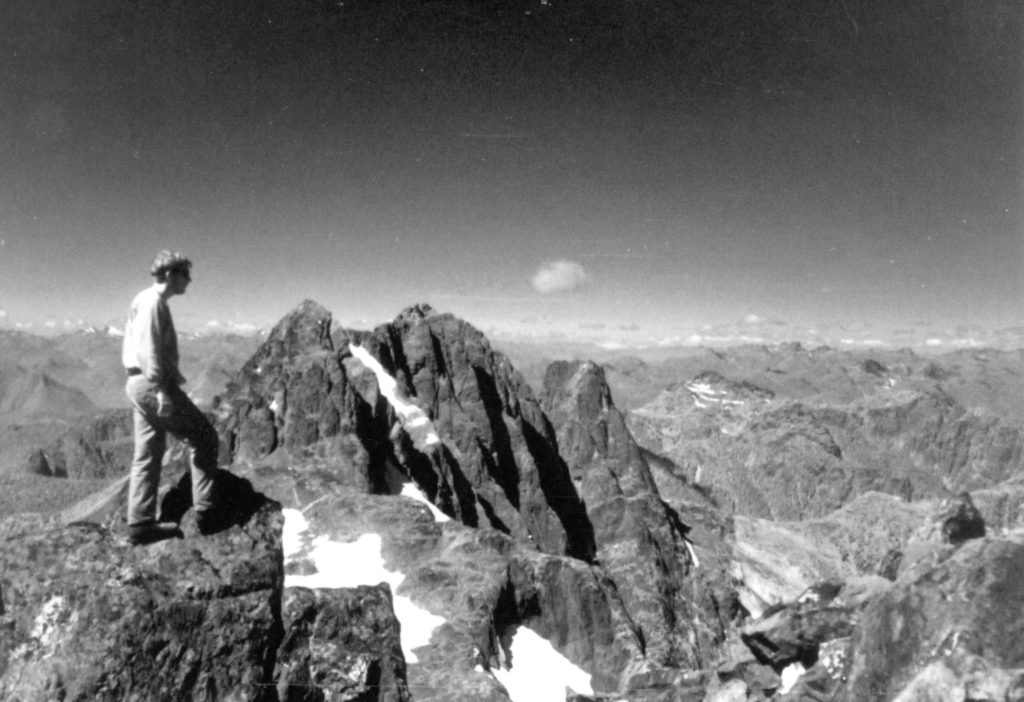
[168,267,191,294]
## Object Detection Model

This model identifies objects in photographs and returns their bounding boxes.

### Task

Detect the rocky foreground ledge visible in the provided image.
[0,480,284,701]
[0,472,415,702]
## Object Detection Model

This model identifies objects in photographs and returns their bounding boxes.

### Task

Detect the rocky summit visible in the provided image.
[3,301,1024,701]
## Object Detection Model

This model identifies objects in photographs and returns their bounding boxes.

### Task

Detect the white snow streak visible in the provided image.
[400,482,451,523]
[349,344,441,447]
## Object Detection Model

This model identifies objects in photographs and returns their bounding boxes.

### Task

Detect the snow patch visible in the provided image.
[779,662,806,694]
[349,344,442,451]
[489,626,593,702]
[282,508,446,663]
[400,482,451,523]
[686,380,748,408]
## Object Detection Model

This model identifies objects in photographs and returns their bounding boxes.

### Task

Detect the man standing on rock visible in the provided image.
[122,250,224,545]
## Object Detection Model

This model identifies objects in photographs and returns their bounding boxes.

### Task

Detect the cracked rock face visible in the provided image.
[541,360,733,676]
[276,585,410,702]
[216,300,385,492]
[840,536,1024,701]
[0,494,284,702]
[359,306,596,561]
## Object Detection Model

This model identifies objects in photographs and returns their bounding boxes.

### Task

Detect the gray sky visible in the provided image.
[1,1,1021,348]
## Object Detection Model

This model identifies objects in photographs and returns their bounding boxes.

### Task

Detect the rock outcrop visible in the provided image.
[841,536,1024,701]
[540,360,733,676]
[215,303,738,699]
[276,585,410,701]
[0,480,283,701]
[217,299,384,491]
[22,449,54,477]
[359,304,596,561]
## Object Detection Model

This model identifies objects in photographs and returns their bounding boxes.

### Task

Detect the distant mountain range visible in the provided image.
[0,327,263,417]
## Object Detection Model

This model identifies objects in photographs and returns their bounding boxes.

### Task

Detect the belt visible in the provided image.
[126,368,142,376]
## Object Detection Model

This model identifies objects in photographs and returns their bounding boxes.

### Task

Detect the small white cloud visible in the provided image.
[531,260,588,294]
[205,320,222,328]
[44,320,57,328]
[743,314,763,325]
[0,308,7,318]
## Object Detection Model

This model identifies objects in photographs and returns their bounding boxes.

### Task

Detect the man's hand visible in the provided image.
[156,389,174,417]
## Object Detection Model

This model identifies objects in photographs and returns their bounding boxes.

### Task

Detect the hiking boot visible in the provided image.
[129,521,183,546]
[195,509,234,536]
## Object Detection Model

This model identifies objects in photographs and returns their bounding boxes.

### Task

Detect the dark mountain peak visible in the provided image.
[366,305,516,407]
[539,360,653,495]
[393,303,437,324]
[541,359,615,427]
[357,307,597,559]
[218,304,596,559]
[244,300,333,371]
[379,304,491,356]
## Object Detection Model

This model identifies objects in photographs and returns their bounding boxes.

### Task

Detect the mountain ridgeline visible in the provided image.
[2,301,1024,701]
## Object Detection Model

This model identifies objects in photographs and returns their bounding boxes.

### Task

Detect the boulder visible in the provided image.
[740,583,854,670]
[935,491,986,544]
[276,585,410,702]
[23,449,52,477]
[841,536,1024,701]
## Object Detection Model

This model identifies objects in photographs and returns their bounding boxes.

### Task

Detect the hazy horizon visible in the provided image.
[2,1,1021,351]
[4,299,1022,355]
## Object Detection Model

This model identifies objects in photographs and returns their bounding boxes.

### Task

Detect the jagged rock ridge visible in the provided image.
[4,300,1024,702]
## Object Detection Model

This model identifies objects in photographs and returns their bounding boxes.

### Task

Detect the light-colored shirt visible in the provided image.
[122,286,186,387]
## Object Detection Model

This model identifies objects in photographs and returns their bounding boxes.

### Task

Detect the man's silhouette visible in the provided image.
[122,250,223,545]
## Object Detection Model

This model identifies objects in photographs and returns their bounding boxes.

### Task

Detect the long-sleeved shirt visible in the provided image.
[122,286,186,387]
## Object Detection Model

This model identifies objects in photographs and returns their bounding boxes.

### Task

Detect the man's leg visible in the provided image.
[127,387,166,527]
[126,377,182,545]
[164,387,221,520]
